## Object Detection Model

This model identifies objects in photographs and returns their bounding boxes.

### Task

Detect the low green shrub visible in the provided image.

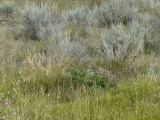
[68,65,116,88]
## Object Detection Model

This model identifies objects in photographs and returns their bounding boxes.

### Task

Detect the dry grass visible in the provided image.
[0,0,160,119]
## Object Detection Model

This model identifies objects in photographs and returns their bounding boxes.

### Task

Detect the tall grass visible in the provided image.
[0,0,160,119]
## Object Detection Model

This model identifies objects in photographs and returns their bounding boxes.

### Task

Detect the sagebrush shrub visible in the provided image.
[100,22,146,60]
[48,33,88,63]
[98,1,137,27]
[0,3,15,22]
[62,5,90,25]
[62,5,104,27]
[143,11,160,53]
[62,1,138,28]
[22,3,54,40]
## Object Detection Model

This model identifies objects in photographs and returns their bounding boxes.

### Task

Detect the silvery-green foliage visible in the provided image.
[142,0,160,8]
[62,1,138,27]
[128,0,160,11]
[143,11,160,53]
[86,6,101,26]
[62,5,102,26]
[85,26,101,53]
[49,33,88,62]
[151,11,160,31]
[100,22,146,60]
[62,5,90,25]
[22,3,54,40]
[50,23,67,39]
[98,1,138,27]
[0,3,15,22]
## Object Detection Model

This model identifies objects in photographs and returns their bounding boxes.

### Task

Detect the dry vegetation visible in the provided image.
[0,0,160,119]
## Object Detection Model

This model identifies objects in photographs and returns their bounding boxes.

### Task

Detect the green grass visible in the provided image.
[1,75,160,120]
[0,0,160,119]
[52,77,160,120]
